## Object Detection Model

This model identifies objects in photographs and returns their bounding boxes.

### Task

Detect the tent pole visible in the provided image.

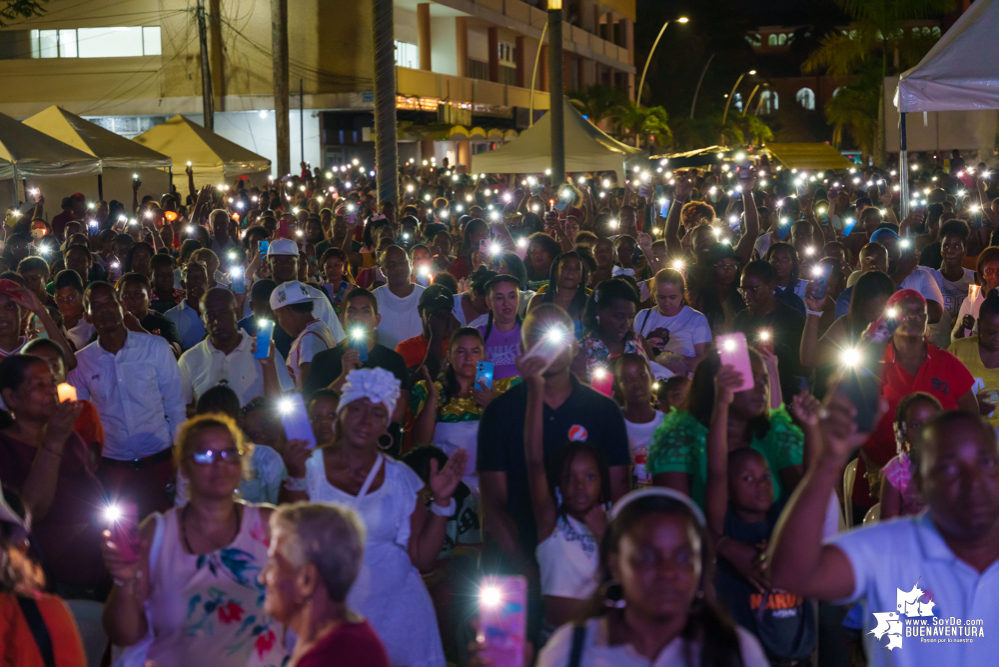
[98,174,103,201]
[899,111,909,223]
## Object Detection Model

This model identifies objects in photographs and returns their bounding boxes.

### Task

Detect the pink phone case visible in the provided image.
[479,575,527,667]
[717,332,754,392]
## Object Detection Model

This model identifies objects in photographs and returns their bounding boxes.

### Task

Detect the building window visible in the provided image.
[768,34,778,46]
[498,41,515,66]
[468,59,489,81]
[759,90,778,114]
[777,33,787,45]
[796,87,816,110]
[833,86,843,98]
[499,65,516,86]
[394,41,418,69]
[733,92,743,112]
[27,26,161,59]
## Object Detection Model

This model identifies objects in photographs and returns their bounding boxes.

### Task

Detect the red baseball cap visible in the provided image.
[0,279,21,297]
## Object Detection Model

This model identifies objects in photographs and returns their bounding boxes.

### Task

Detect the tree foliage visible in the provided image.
[568,85,628,125]
[0,0,46,27]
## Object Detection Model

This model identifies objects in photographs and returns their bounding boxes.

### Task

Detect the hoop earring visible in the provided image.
[600,581,626,609]
[377,433,394,451]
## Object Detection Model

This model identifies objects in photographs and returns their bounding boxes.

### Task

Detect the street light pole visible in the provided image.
[636,17,688,104]
[743,83,763,116]
[548,0,565,185]
[689,53,714,120]
[721,70,755,126]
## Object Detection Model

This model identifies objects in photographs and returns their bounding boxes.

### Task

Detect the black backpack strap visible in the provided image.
[567,623,587,667]
[16,595,56,667]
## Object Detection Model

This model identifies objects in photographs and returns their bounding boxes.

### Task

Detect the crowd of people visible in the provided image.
[1,151,998,667]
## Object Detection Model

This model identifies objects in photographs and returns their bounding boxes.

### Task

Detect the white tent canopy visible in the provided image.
[0,112,101,177]
[471,98,645,182]
[896,0,999,112]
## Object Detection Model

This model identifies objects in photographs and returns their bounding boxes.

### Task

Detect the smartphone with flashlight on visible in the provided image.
[877,179,888,198]
[808,263,833,300]
[348,327,369,363]
[230,267,245,295]
[475,361,494,390]
[478,575,528,667]
[554,199,569,212]
[254,319,274,360]
[278,393,317,449]
[777,218,792,240]
[522,325,573,371]
[717,332,754,392]
[757,328,773,355]
[258,240,269,257]
[105,502,140,562]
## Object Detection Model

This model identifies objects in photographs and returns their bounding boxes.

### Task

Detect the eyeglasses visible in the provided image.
[190,448,242,465]
[714,261,739,272]
[738,285,765,298]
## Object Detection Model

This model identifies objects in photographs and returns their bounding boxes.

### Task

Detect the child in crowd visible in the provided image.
[319,247,352,310]
[613,354,664,488]
[656,374,691,413]
[880,392,941,519]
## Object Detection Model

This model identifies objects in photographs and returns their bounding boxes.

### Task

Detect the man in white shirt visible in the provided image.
[265,238,345,342]
[271,280,337,389]
[179,287,293,410]
[68,281,185,516]
[164,260,209,351]
[770,402,999,667]
[372,245,424,349]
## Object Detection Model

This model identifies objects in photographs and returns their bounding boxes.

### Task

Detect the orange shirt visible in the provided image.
[395,334,448,369]
[0,592,86,667]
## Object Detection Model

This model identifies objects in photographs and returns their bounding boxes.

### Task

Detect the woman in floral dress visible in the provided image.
[101,414,287,667]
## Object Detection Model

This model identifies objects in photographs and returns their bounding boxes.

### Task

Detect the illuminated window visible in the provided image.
[768,34,777,46]
[394,41,418,68]
[778,33,787,45]
[733,92,743,112]
[796,87,816,110]
[29,27,161,58]
[759,90,779,114]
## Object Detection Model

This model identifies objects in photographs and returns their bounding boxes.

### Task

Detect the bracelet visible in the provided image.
[113,571,141,588]
[429,498,456,517]
[806,309,823,317]
[283,476,309,491]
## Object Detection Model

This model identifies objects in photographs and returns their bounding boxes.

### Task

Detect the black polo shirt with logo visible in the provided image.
[477,375,630,554]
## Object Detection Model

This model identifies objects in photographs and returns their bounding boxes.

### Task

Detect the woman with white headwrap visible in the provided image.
[281,367,467,667]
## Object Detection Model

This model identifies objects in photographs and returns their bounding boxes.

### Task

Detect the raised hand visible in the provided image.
[428,449,469,506]
[282,438,311,478]
[714,363,743,407]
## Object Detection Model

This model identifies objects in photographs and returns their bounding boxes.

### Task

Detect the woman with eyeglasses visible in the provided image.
[101,414,288,667]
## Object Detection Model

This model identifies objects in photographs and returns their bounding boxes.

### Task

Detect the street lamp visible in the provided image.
[636,17,689,104]
[548,0,565,184]
[743,82,767,116]
[721,70,756,128]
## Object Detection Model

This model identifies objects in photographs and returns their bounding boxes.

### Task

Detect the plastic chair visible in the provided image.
[843,459,857,528]
[863,503,881,525]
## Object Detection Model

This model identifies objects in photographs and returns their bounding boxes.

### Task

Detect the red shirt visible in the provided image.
[50,210,80,242]
[852,342,974,507]
[395,334,448,369]
[295,619,390,667]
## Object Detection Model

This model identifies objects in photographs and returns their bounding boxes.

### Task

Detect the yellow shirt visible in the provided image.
[949,336,999,426]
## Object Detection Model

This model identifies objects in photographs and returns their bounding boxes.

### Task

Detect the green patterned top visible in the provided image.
[410,377,521,423]
[646,406,804,510]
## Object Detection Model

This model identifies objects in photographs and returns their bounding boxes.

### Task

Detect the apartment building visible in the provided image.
[0,0,634,171]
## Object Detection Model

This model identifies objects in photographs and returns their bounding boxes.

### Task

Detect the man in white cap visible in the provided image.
[266,238,345,342]
[271,280,338,389]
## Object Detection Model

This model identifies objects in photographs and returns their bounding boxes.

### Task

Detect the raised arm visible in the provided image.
[768,388,870,600]
[411,372,440,446]
[520,355,558,543]
[665,174,693,259]
[734,177,760,266]
[705,366,738,536]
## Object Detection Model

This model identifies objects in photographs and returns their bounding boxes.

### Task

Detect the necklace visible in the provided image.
[181,503,242,555]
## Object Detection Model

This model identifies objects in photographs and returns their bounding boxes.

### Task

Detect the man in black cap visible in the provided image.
[394,283,459,378]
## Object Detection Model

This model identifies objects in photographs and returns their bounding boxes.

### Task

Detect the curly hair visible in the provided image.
[680,200,715,228]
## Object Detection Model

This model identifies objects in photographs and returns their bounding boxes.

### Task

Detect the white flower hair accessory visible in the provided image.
[338,367,401,417]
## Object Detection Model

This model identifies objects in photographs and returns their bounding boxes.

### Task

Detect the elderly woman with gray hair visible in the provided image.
[281,367,467,667]
[263,503,390,667]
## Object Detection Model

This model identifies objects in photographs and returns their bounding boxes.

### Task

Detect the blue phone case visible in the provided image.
[555,200,569,212]
[254,320,274,359]
[349,333,369,363]
[258,240,269,256]
[280,393,317,449]
[476,361,494,389]
[232,273,245,295]
[777,221,792,239]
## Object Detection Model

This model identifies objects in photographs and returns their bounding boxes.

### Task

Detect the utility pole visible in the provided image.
[372,0,399,205]
[547,0,565,185]
[196,0,214,131]
[300,79,305,169]
[271,0,290,177]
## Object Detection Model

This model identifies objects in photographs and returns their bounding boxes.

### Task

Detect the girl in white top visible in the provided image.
[280,367,467,667]
[519,352,609,629]
[614,354,664,488]
[535,489,768,667]
[633,269,711,376]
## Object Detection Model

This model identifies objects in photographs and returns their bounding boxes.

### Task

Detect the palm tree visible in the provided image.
[824,66,881,161]
[802,0,952,166]
[733,114,774,145]
[613,103,672,150]
[568,85,628,125]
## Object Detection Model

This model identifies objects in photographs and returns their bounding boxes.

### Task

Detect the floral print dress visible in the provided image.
[145,504,287,667]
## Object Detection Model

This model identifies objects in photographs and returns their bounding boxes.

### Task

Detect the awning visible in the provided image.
[763,143,852,170]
